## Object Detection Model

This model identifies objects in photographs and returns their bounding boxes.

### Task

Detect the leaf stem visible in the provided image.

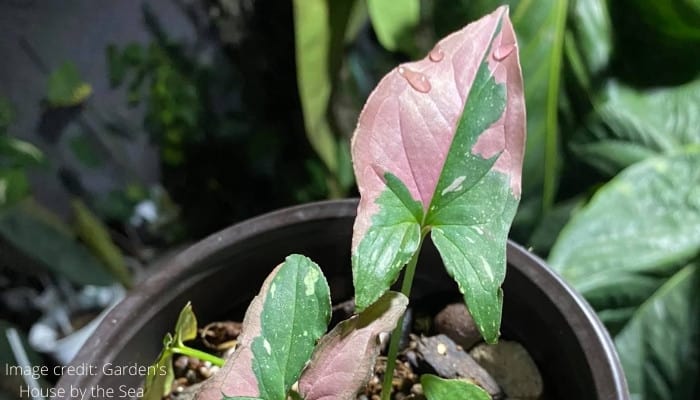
[380,235,425,400]
[170,345,225,367]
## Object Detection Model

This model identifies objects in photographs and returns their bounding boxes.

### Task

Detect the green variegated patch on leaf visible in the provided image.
[195,255,331,400]
[351,6,525,343]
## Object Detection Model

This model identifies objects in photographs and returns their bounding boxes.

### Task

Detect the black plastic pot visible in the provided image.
[55,199,629,399]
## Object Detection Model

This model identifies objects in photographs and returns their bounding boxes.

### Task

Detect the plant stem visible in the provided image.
[380,236,425,400]
[171,345,225,367]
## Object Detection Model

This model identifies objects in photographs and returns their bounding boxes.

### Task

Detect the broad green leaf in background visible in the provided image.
[366,0,420,54]
[293,0,354,196]
[352,7,525,342]
[511,0,568,213]
[46,62,93,107]
[72,199,132,288]
[297,291,408,400]
[421,374,492,400]
[549,150,700,325]
[615,265,699,400]
[568,0,612,78]
[196,255,331,400]
[0,201,114,286]
[574,79,700,175]
[630,0,700,40]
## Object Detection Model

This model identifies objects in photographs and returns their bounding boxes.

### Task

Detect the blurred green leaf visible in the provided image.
[0,169,30,210]
[512,0,568,213]
[292,0,338,176]
[72,199,132,288]
[528,196,584,256]
[572,140,658,177]
[569,0,612,77]
[68,135,103,168]
[46,62,92,107]
[630,0,700,40]
[615,264,699,400]
[0,201,113,286]
[549,150,700,325]
[366,0,420,54]
[0,136,44,169]
[575,79,700,174]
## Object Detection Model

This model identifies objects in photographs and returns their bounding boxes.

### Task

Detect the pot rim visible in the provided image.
[60,198,629,398]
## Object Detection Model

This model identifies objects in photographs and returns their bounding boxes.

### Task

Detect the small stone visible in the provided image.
[198,365,212,379]
[411,383,423,395]
[173,355,189,376]
[434,303,482,350]
[415,334,503,399]
[469,340,544,399]
[185,369,198,384]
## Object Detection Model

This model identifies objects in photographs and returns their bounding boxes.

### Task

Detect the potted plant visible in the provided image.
[55,6,628,400]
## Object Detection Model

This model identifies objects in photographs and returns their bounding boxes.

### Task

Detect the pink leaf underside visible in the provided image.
[351,5,525,250]
[297,292,408,400]
[194,264,284,400]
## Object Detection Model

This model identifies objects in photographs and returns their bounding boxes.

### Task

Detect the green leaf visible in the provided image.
[352,8,525,343]
[571,139,658,177]
[615,264,699,400]
[46,62,92,107]
[629,0,700,40]
[251,255,331,399]
[568,0,612,77]
[512,0,568,212]
[549,150,700,317]
[141,333,175,400]
[196,255,331,400]
[366,0,420,53]
[351,173,423,311]
[68,135,103,168]
[421,374,492,400]
[174,302,197,346]
[72,199,132,288]
[0,136,44,169]
[576,79,700,174]
[0,201,114,286]
[0,169,30,209]
[292,0,338,175]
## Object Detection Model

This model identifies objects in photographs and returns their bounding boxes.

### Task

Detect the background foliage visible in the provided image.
[1,1,698,398]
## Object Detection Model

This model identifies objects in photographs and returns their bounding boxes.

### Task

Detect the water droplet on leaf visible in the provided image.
[493,43,515,61]
[398,67,431,93]
[428,45,444,62]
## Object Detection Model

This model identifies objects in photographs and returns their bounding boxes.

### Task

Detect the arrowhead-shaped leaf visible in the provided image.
[297,291,408,400]
[615,265,699,400]
[351,6,525,342]
[195,255,331,400]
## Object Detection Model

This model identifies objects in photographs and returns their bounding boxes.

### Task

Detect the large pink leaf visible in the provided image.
[351,6,525,342]
[352,5,524,249]
[297,291,408,400]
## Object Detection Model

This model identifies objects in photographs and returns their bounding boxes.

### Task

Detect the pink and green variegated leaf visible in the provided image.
[194,255,331,400]
[297,291,408,400]
[351,6,525,343]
